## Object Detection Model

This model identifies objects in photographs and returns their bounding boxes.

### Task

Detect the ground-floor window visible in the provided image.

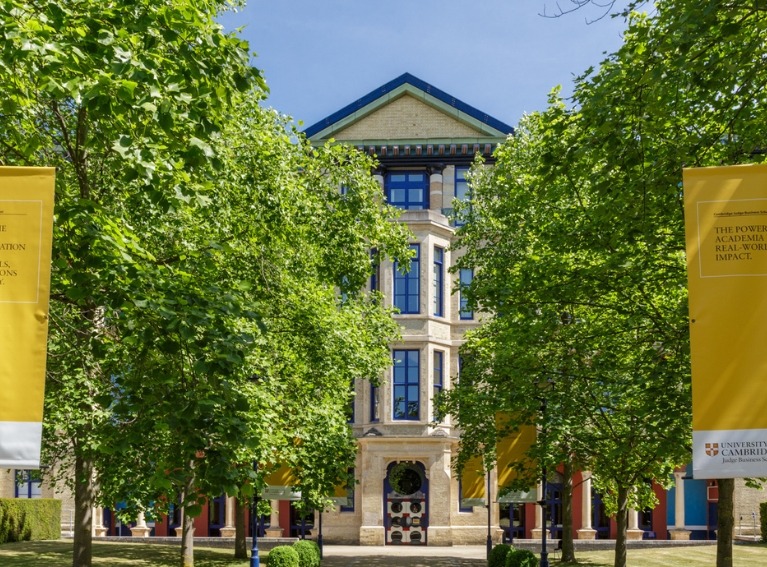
[14,470,42,498]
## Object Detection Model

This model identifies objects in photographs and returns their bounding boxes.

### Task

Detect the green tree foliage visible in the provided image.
[444,2,767,567]
[1,2,410,567]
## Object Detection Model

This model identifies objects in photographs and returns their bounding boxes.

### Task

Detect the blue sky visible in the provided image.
[219,1,630,130]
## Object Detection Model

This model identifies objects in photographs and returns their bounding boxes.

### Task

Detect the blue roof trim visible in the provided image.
[304,72,514,138]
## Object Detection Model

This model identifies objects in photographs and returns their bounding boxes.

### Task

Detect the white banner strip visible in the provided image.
[0,421,43,468]
[693,429,767,479]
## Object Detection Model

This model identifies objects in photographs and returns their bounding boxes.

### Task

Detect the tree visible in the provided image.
[445,1,767,566]
[2,2,261,565]
[2,2,410,567]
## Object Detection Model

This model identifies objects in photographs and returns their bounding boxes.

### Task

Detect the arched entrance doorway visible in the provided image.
[384,461,428,545]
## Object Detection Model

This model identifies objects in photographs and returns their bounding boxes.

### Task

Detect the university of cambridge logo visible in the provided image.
[705,443,719,457]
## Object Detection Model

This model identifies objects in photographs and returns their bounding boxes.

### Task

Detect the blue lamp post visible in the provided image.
[539,397,549,567]
[251,460,260,567]
[486,470,492,559]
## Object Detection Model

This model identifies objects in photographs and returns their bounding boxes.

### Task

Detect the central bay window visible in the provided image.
[392,349,420,420]
[433,246,444,317]
[433,350,444,422]
[371,382,380,422]
[459,268,474,320]
[454,166,470,226]
[386,171,428,210]
[394,244,420,314]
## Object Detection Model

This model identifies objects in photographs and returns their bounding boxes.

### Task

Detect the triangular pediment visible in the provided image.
[305,73,513,144]
[332,94,485,141]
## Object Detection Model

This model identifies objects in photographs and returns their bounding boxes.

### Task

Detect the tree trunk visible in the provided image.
[717,478,734,567]
[560,459,576,563]
[234,498,247,559]
[180,467,196,567]
[613,485,629,567]
[72,453,94,567]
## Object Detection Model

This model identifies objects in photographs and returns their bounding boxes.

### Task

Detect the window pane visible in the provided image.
[391,188,406,202]
[392,349,420,421]
[393,245,420,314]
[460,268,474,320]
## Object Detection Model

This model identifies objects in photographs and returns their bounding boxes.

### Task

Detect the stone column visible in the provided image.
[577,473,597,540]
[670,471,691,540]
[627,507,644,540]
[359,449,386,545]
[130,511,151,537]
[265,500,283,537]
[172,508,184,537]
[93,506,107,537]
[428,165,445,213]
[531,481,544,539]
[373,170,385,191]
[219,496,236,538]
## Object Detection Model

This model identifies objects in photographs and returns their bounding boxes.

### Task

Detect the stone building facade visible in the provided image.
[304,73,513,546]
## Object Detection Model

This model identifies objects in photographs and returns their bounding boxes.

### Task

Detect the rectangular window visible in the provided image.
[394,244,420,314]
[433,247,444,317]
[340,468,355,512]
[347,381,355,424]
[370,250,380,293]
[458,479,474,512]
[459,268,474,320]
[433,350,444,422]
[392,350,420,421]
[454,167,471,226]
[370,383,380,422]
[14,470,42,499]
[386,172,428,210]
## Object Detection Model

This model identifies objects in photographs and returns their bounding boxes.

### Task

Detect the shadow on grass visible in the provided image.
[0,541,248,567]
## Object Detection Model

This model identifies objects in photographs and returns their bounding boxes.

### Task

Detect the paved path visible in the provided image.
[319,545,487,567]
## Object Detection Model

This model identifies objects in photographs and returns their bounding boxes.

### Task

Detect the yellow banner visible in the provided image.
[459,453,486,505]
[0,167,55,468]
[459,421,536,505]
[684,164,767,478]
[497,424,536,490]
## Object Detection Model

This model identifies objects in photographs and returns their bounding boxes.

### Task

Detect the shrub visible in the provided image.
[0,499,61,544]
[293,539,321,567]
[505,548,539,567]
[488,543,513,567]
[761,502,767,542]
[267,545,300,567]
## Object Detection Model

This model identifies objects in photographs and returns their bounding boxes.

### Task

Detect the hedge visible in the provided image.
[0,498,61,543]
[505,548,539,567]
[489,543,513,567]
[267,545,300,567]
[292,539,321,567]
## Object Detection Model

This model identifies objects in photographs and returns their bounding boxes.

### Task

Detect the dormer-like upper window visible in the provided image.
[386,172,428,210]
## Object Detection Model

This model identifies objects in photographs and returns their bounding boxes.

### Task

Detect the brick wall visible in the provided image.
[334,96,482,140]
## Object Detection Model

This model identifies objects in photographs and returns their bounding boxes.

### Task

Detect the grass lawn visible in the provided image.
[559,544,767,566]
[0,541,248,566]
[1,541,767,566]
